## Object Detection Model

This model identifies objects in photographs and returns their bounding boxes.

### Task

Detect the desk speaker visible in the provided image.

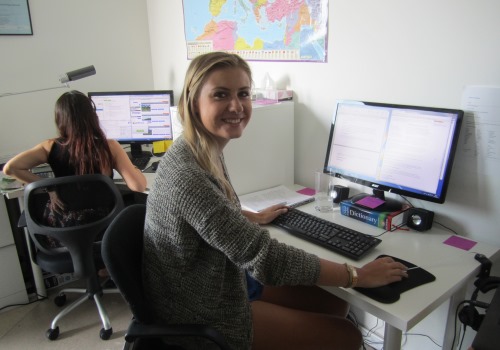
[331,185,349,203]
[406,208,434,231]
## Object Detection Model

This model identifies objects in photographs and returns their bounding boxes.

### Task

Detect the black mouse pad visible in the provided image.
[354,255,436,303]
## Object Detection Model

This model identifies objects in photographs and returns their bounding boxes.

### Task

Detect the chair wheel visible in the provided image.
[100,327,112,340]
[46,327,60,340]
[54,293,66,307]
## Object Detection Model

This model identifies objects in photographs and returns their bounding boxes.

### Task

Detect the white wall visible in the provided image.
[147,1,500,349]
[147,0,500,242]
[0,0,155,161]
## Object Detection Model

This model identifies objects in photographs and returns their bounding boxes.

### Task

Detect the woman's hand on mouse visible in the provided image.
[356,256,408,288]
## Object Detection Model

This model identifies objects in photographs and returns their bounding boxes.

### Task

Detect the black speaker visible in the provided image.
[330,185,349,203]
[406,208,434,231]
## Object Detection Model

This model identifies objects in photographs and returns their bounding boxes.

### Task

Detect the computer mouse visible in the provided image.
[151,161,160,172]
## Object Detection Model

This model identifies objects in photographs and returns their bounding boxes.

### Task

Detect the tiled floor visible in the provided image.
[0,280,132,350]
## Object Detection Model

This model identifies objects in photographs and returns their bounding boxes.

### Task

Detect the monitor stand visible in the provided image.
[349,189,403,212]
[128,143,151,159]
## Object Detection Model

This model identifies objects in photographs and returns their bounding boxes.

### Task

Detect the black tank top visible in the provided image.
[47,139,112,178]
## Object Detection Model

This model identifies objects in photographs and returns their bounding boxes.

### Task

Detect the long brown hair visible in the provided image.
[178,52,253,200]
[54,90,113,174]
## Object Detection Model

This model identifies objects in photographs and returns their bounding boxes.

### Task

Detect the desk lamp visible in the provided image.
[0,65,96,98]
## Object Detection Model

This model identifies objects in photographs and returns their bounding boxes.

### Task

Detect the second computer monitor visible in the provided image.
[88,90,174,158]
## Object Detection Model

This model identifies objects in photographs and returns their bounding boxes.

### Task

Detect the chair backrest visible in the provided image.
[24,174,124,279]
[101,204,153,323]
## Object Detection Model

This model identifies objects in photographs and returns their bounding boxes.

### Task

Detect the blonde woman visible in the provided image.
[144,52,407,349]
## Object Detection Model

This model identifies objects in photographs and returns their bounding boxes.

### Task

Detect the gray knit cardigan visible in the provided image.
[143,136,321,349]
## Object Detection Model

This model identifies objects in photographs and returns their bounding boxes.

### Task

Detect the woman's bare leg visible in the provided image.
[251,299,362,350]
[260,285,350,317]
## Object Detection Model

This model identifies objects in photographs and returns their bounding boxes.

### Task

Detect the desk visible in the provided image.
[266,200,500,350]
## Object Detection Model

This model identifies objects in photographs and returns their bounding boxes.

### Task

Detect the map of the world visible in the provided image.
[182,0,329,62]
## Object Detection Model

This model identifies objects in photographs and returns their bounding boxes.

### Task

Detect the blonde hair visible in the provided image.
[178,52,253,200]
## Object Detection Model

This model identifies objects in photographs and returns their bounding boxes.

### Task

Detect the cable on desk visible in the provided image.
[433,221,459,235]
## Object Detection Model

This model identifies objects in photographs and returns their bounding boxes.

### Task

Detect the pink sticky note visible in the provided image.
[297,187,315,196]
[443,236,477,251]
[355,196,385,209]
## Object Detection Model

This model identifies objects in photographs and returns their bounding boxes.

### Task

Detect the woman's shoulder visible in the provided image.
[40,138,57,152]
[106,139,126,156]
[164,138,193,162]
[157,142,210,185]
[106,139,121,148]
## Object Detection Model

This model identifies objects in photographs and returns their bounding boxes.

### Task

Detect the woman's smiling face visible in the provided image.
[195,67,252,150]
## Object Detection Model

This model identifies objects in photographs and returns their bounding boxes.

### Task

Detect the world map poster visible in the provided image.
[182,0,329,62]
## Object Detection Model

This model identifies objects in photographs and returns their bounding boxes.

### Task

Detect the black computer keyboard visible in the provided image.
[271,209,381,260]
[131,157,150,170]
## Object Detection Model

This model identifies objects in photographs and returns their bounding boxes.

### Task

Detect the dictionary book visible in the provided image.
[340,197,408,230]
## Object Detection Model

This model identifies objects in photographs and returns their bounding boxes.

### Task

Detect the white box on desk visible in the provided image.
[253,89,293,104]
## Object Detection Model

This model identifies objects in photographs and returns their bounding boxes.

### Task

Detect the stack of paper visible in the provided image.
[239,185,313,212]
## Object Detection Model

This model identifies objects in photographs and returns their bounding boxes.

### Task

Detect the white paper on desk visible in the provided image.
[239,185,313,212]
[113,169,123,180]
[0,172,23,191]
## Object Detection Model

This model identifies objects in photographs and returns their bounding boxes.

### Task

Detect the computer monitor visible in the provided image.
[323,100,463,212]
[88,90,174,158]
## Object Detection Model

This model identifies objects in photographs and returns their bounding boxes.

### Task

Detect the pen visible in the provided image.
[406,266,420,271]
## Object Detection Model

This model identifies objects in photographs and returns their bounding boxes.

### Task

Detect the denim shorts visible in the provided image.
[245,271,263,302]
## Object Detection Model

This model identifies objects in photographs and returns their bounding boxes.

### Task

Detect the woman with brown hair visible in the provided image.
[4,90,146,237]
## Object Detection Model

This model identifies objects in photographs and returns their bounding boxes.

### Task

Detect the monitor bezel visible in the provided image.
[323,100,464,204]
[88,89,174,144]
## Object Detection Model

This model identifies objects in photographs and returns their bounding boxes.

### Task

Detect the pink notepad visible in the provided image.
[355,196,385,209]
[297,187,315,196]
[443,236,477,251]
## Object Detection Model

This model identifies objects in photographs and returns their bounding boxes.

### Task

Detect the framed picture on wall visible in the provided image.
[0,0,33,35]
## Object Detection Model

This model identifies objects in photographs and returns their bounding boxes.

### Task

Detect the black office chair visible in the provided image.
[23,174,124,341]
[101,204,232,350]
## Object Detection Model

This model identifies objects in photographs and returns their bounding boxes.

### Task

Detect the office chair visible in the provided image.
[101,204,232,350]
[23,174,124,341]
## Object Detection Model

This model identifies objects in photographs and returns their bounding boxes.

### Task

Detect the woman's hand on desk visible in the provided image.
[357,256,409,288]
[242,204,288,225]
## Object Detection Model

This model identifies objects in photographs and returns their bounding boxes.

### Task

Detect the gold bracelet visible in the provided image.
[350,265,358,287]
[344,263,358,288]
[344,263,352,288]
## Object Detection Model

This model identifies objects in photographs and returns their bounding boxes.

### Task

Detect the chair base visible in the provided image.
[47,280,119,341]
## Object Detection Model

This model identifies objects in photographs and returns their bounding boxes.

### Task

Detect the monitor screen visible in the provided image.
[324,100,463,209]
[88,90,174,157]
